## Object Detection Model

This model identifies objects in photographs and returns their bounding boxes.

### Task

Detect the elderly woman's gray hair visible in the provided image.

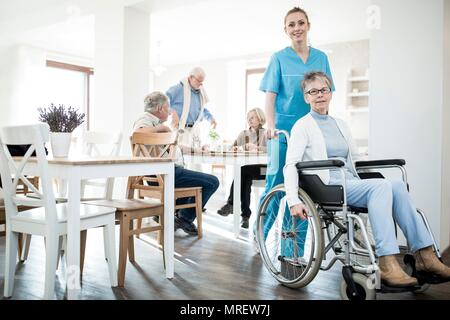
[144,91,168,113]
[301,71,333,91]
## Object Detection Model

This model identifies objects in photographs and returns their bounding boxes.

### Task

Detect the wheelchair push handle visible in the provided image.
[273,129,290,141]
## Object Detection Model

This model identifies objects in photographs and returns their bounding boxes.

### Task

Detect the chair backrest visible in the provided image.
[80,131,122,199]
[82,131,122,157]
[0,123,57,224]
[127,131,178,199]
[130,131,178,159]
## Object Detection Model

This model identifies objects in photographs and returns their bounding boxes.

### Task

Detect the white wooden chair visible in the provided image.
[0,123,117,299]
[80,131,122,200]
[20,131,122,266]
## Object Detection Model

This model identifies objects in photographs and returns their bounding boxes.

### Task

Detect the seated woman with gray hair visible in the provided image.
[133,91,219,236]
[217,108,268,229]
[283,71,450,287]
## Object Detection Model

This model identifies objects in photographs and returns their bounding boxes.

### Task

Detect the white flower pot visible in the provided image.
[50,132,72,157]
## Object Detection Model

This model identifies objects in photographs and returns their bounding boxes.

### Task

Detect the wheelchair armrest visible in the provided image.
[295,160,345,172]
[354,159,406,168]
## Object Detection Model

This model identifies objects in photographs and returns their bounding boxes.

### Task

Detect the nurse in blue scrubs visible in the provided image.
[258,7,334,255]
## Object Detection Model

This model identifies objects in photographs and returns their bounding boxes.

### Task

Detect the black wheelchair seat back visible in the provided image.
[298,173,370,213]
[298,174,344,206]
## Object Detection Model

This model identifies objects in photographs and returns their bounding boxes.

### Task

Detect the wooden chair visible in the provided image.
[0,123,117,299]
[83,197,163,287]
[16,176,39,195]
[131,132,204,239]
[0,197,35,258]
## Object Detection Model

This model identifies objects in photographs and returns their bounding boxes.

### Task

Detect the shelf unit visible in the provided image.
[348,91,369,97]
[346,68,370,153]
[347,106,369,113]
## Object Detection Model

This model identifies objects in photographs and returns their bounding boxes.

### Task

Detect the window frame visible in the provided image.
[45,60,94,130]
[245,67,266,115]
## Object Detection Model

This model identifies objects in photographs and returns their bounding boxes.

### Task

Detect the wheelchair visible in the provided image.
[255,131,444,300]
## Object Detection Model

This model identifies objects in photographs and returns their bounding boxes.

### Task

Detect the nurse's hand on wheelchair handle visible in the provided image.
[289,203,308,220]
[266,127,278,140]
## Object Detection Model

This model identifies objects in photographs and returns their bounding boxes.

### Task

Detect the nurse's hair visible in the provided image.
[301,71,333,91]
[247,107,266,126]
[284,7,310,25]
[144,91,168,113]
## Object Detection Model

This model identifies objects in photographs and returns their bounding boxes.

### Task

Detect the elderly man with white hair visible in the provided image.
[133,91,220,236]
[166,67,217,146]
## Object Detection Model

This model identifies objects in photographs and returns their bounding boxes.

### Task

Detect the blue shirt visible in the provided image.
[310,110,357,181]
[166,82,214,125]
[259,47,334,134]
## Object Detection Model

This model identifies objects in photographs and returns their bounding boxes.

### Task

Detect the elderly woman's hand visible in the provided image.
[289,203,308,220]
[245,143,258,151]
[201,144,210,152]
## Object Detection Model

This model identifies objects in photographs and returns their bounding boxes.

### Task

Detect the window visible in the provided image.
[44,60,94,131]
[245,68,265,114]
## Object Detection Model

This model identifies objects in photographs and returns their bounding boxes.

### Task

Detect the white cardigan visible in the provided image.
[283,113,362,208]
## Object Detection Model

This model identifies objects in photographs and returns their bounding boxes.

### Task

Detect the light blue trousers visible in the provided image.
[338,178,433,256]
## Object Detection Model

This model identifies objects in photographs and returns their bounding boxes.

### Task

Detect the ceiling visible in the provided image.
[0,0,371,65]
[148,0,371,66]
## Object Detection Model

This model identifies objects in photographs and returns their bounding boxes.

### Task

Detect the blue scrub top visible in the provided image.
[259,46,334,134]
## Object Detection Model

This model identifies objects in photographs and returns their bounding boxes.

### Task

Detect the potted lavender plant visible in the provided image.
[38,103,85,157]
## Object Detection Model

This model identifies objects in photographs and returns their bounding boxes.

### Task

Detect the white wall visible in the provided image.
[370,0,448,248]
[319,40,369,145]
[0,45,47,128]
[442,0,450,249]
[123,7,150,154]
[91,5,124,133]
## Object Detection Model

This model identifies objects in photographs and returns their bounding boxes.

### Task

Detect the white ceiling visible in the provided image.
[149,0,371,66]
[1,0,371,64]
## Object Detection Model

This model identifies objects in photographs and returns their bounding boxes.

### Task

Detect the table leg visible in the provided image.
[233,164,241,238]
[66,167,81,300]
[163,164,174,279]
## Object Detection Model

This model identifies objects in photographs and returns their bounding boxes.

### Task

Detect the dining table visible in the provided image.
[183,150,267,237]
[15,155,175,299]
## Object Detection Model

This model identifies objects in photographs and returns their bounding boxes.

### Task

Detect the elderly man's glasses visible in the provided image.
[306,87,331,96]
[191,75,204,85]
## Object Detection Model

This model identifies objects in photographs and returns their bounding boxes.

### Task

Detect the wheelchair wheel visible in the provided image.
[340,273,376,300]
[256,184,324,288]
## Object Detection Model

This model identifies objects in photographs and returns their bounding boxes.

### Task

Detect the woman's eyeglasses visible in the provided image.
[306,87,331,96]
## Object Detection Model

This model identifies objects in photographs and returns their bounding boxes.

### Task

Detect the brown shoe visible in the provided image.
[379,255,418,287]
[415,246,450,279]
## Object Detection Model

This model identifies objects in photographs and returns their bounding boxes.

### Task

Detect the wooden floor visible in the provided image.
[1,183,449,300]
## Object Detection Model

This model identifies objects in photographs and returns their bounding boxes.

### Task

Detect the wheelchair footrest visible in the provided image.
[416,271,450,285]
[379,283,421,293]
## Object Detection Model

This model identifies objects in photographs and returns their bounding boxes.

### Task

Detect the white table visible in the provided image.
[183,151,267,237]
[16,156,175,299]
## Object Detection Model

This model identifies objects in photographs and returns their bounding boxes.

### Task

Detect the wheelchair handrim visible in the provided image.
[256,185,324,287]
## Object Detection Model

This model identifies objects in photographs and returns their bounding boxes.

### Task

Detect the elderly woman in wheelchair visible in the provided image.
[255,71,450,299]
